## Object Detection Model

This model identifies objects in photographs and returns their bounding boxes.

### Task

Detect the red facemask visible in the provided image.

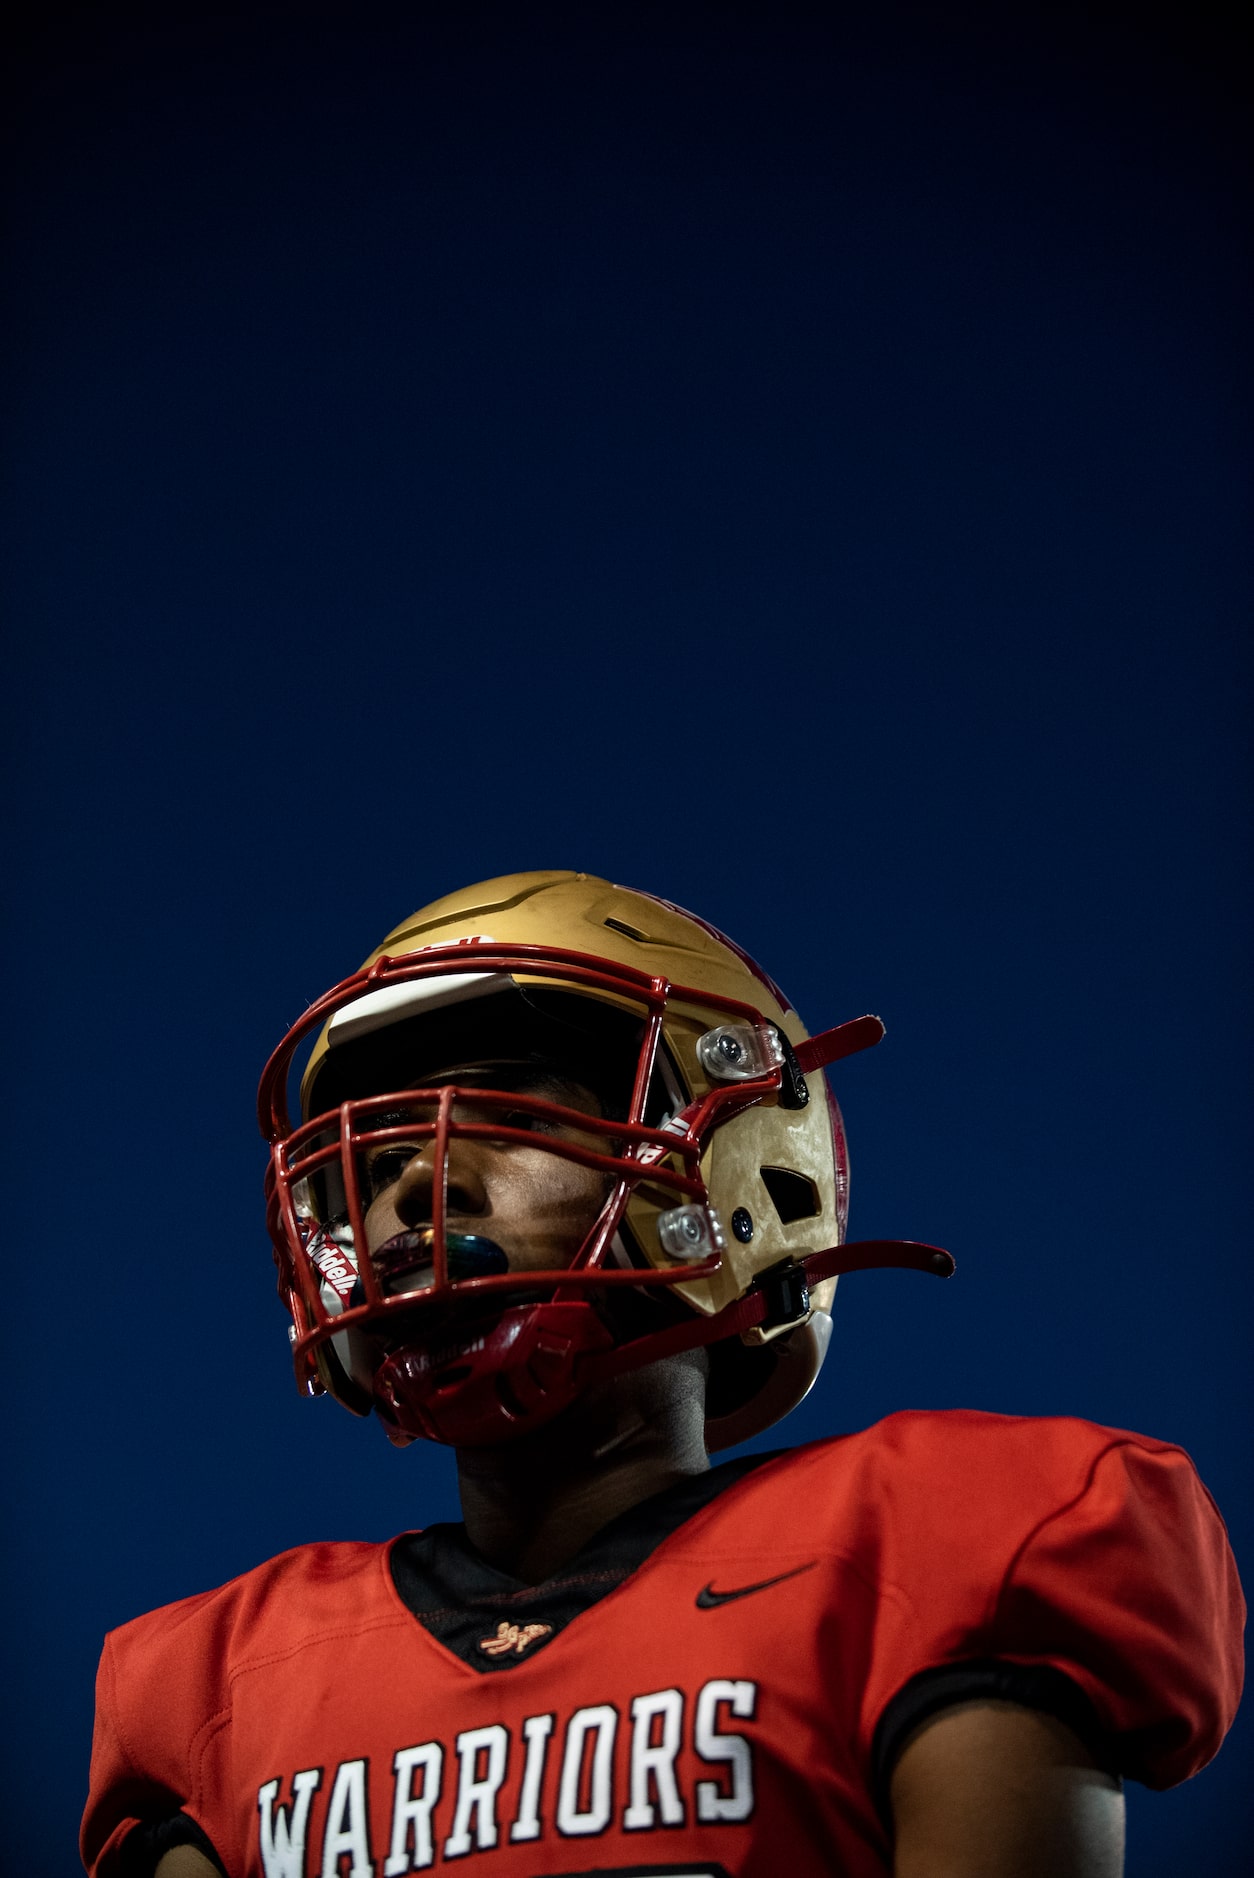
[259,941,952,1446]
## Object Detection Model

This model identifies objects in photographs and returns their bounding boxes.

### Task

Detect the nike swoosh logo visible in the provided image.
[695,1561,817,1608]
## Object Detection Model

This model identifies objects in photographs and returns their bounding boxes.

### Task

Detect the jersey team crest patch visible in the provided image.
[479,1620,554,1657]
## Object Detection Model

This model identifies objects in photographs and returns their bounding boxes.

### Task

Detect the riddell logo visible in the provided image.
[310,1236,357,1302]
[415,1333,488,1374]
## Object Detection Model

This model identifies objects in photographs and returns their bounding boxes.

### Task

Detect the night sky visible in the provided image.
[5,4,1249,1871]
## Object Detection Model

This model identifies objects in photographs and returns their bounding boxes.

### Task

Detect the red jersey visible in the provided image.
[82,1410,1243,1877]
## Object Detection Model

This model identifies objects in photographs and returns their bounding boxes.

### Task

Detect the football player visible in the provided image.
[83,871,1243,1878]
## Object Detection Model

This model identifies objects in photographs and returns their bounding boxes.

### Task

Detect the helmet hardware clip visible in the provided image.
[754,1258,812,1335]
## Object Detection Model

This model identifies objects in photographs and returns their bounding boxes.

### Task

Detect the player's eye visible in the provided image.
[499,1107,558,1135]
[365,1146,421,1196]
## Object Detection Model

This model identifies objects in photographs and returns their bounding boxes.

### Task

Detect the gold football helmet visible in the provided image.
[258,871,950,1448]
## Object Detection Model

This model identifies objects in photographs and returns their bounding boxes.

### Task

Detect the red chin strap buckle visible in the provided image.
[372,1300,616,1447]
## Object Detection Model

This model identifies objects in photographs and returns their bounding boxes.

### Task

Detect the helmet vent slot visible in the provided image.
[603,915,650,941]
[760,1166,821,1225]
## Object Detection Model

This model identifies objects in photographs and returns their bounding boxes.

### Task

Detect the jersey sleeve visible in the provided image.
[991,1433,1244,1786]
[857,1414,1244,1791]
[80,1588,232,1878]
[80,1539,390,1877]
[82,1630,181,1876]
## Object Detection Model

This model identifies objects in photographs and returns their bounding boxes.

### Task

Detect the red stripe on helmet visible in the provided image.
[626,889,796,1015]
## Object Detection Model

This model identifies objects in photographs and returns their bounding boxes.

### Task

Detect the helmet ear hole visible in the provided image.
[705,1314,833,1453]
[760,1166,822,1225]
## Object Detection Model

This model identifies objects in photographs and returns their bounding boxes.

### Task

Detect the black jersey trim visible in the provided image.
[390,1451,782,1672]
[871,1658,1118,1823]
[115,1812,228,1877]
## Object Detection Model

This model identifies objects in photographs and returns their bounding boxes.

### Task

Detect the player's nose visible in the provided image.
[389,1137,489,1225]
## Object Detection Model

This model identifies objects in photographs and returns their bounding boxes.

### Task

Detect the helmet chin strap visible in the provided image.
[366,1239,952,1448]
[579,1239,955,1390]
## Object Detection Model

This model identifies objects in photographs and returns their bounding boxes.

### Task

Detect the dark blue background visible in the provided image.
[5,5,1248,1871]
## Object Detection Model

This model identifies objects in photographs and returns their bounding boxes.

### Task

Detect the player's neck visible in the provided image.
[453,1354,710,1584]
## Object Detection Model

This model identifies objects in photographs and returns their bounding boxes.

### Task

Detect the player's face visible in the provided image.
[359,1065,611,1291]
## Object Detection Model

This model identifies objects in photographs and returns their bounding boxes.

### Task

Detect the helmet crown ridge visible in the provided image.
[362,871,804,1035]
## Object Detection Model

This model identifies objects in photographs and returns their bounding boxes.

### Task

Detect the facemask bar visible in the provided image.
[275,1080,720,1317]
[273,1073,792,1367]
[258,940,883,1397]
